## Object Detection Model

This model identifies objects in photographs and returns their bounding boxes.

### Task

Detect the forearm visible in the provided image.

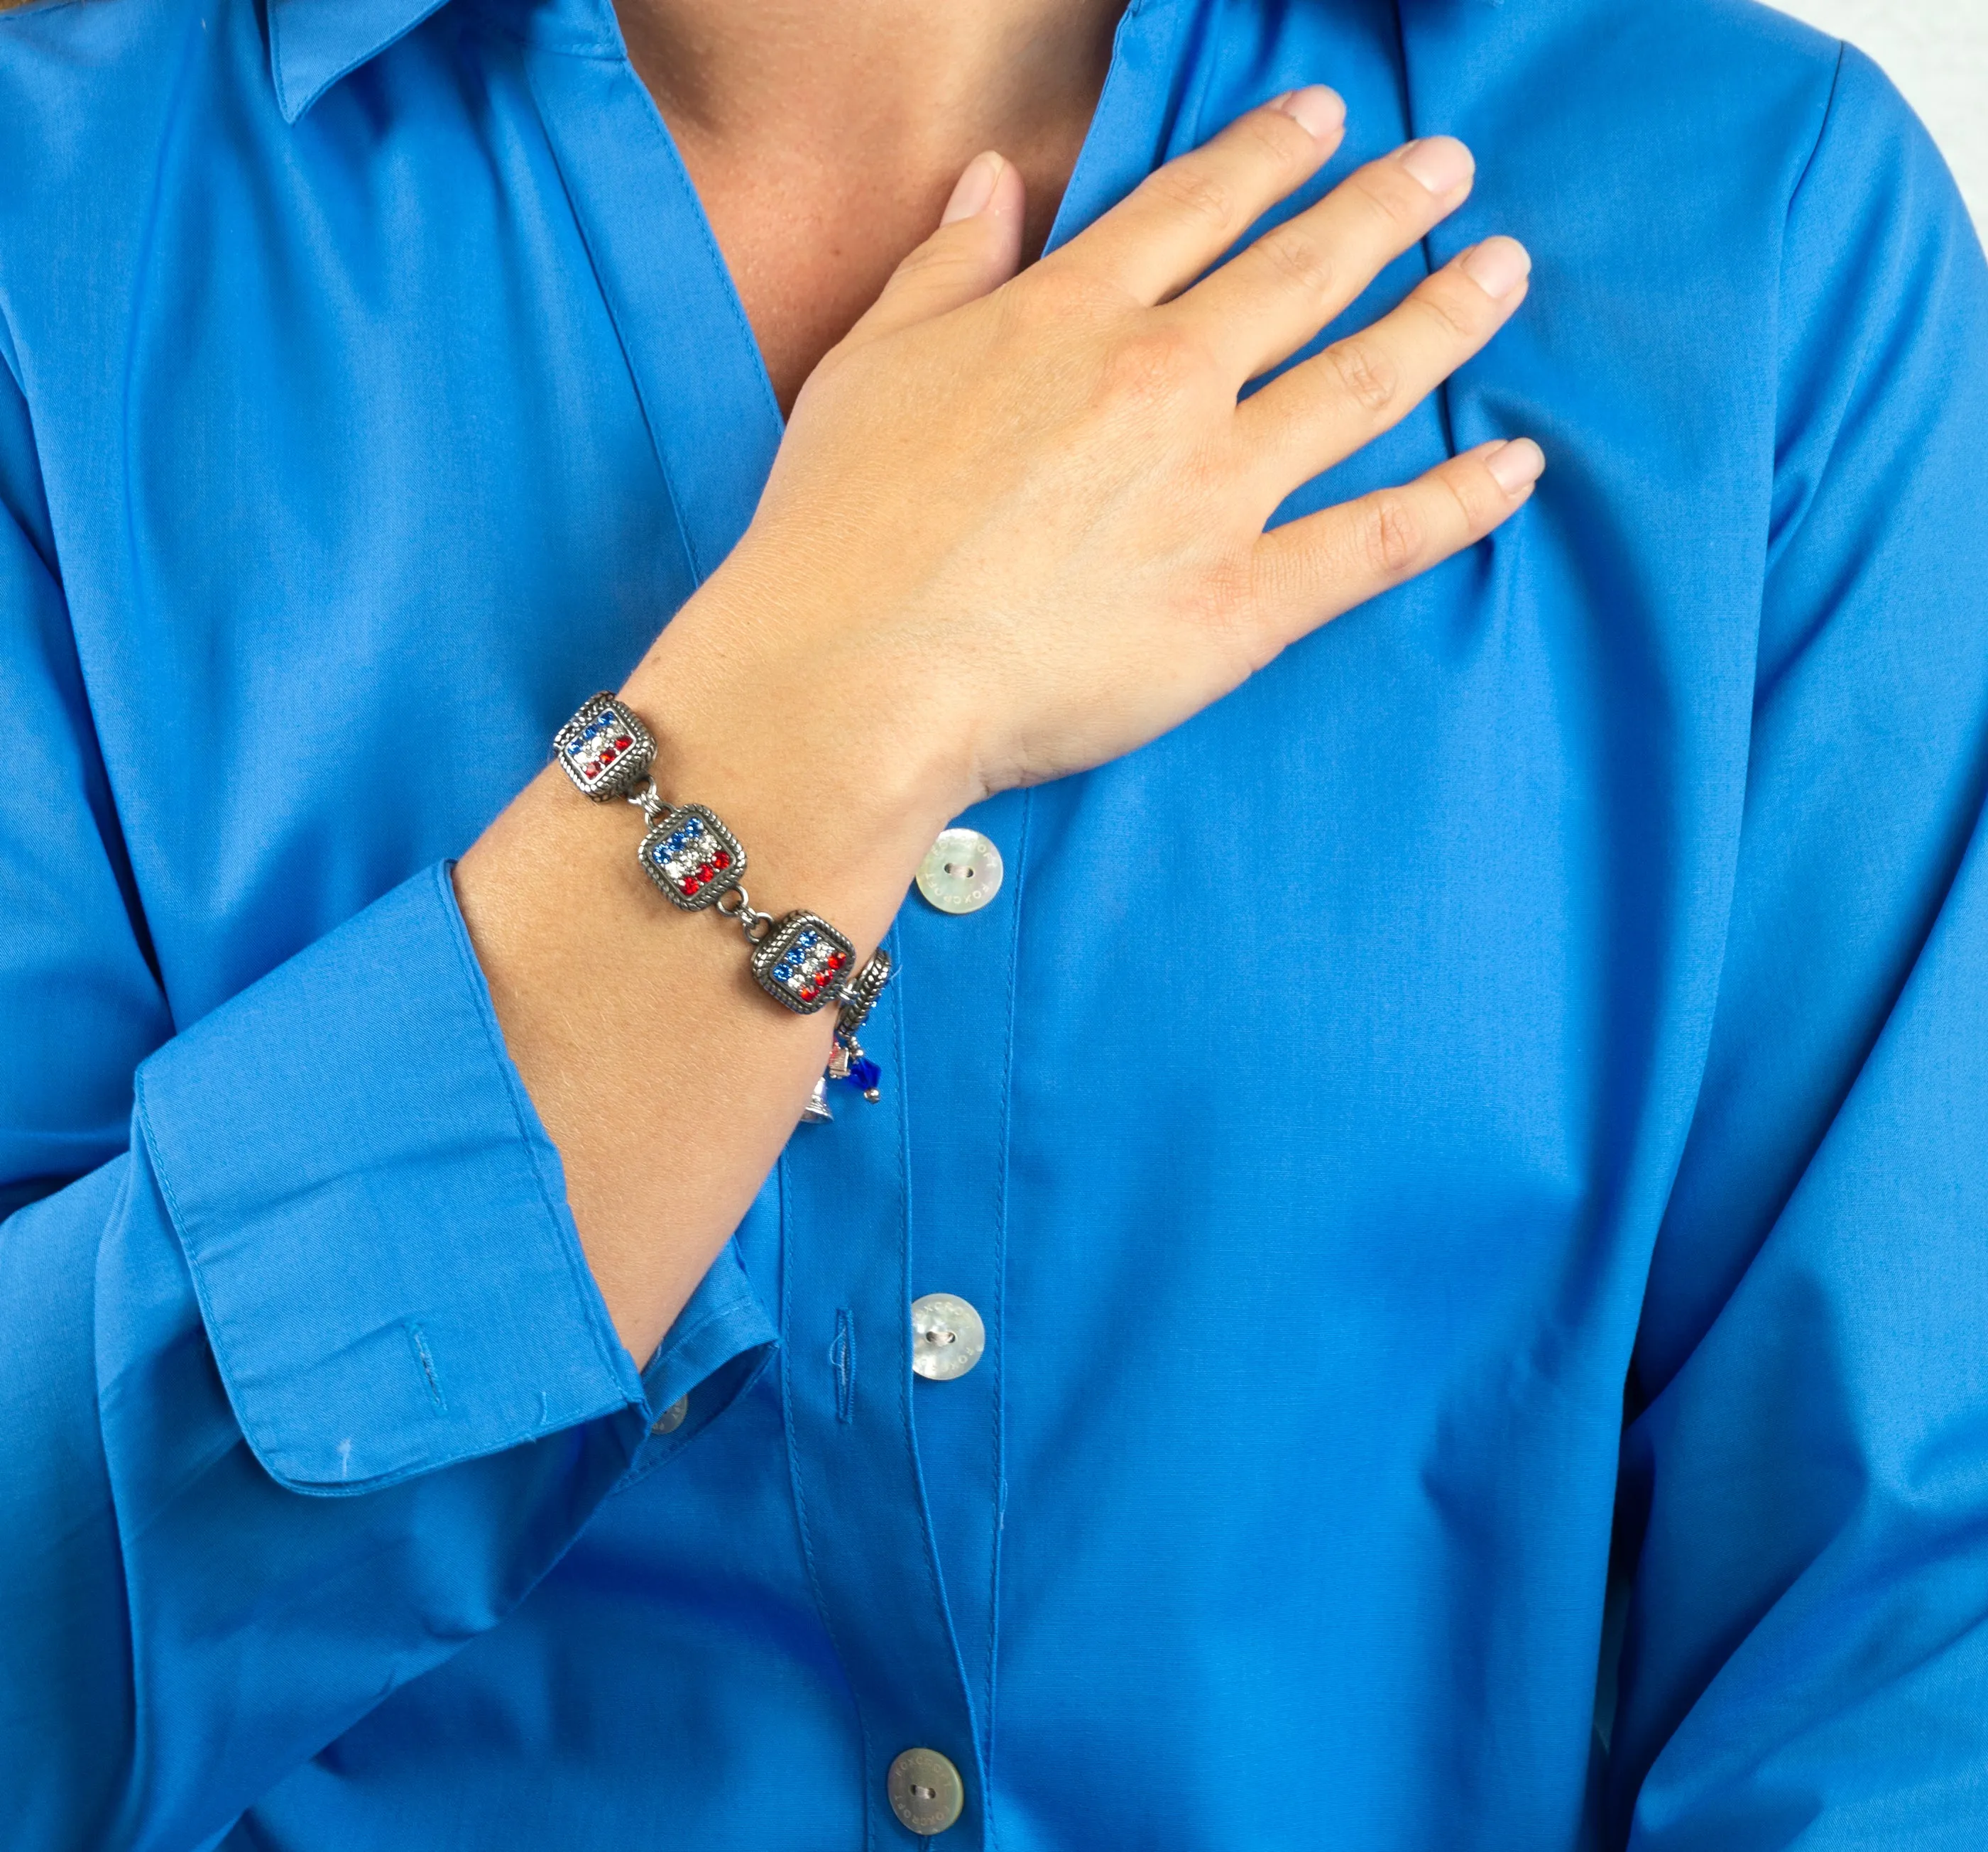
[454,564,960,1363]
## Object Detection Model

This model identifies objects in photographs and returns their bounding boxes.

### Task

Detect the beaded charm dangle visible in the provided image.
[830,1036,883,1102]
[829,948,892,1104]
[795,949,892,1124]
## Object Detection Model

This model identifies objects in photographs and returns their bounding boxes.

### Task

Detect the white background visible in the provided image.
[1769,0,1986,227]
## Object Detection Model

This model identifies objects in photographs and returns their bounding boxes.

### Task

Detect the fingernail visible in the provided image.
[1399,136,1475,194]
[942,151,1005,225]
[1486,438,1545,494]
[1272,85,1345,142]
[1460,236,1531,299]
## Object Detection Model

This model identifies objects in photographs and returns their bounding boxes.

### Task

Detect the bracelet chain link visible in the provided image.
[555,692,892,1120]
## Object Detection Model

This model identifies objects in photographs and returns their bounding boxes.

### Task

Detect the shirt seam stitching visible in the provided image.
[1786,39,1848,218]
[982,788,1031,1816]
[776,1154,880,1851]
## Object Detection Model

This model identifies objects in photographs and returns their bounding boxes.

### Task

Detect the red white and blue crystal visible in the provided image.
[553,693,882,1090]
[553,693,655,801]
[640,804,746,911]
[750,912,856,1014]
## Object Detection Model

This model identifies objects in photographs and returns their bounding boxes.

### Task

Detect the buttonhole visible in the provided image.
[408,1323,447,1412]
[831,1309,856,1424]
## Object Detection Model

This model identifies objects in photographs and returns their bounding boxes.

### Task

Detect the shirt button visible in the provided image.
[651,1394,689,1435]
[888,1747,965,1836]
[910,1294,985,1381]
[915,828,1003,914]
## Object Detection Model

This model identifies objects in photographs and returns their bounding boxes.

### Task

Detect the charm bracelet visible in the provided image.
[553,692,892,1124]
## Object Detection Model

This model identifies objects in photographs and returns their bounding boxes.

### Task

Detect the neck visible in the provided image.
[618,0,1122,168]
[615,0,1125,407]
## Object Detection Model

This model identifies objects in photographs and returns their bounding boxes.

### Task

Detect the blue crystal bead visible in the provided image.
[841,1055,882,1092]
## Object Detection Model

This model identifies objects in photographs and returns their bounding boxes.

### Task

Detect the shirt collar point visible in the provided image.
[268,0,455,125]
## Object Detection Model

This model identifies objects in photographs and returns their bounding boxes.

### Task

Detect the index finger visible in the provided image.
[1045,87,1346,306]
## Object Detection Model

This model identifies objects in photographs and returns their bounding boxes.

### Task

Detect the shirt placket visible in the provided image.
[521,12,990,1845]
[518,2,1206,1842]
[897,790,1032,1777]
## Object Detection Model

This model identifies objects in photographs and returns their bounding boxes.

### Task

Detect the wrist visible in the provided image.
[621,575,965,948]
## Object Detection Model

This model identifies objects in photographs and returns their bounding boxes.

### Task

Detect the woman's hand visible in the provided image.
[642,87,1537,837]
[459,89,1538,1361]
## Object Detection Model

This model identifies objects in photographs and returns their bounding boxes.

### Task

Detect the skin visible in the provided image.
[454,1,1542,1367]
[615,0,1125,410]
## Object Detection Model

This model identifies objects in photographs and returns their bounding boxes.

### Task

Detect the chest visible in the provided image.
[633,111,1091,410]
[59,0,1771,1282]
[650,138,940,413]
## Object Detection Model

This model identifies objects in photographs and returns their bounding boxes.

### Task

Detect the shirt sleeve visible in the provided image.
[1610,45,1988,1850]
[0,334,776,1847]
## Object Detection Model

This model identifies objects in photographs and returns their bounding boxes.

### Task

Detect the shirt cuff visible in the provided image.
[133,861,775,1494]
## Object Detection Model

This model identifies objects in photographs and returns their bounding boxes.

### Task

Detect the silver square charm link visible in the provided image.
[750,911,856,1014]
[639,804,746,910]
[553,693,655,801]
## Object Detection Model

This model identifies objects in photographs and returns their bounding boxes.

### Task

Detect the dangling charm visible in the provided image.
[835,1034,883,1103]
[799,948,891,1119]
[798,949,891,1124]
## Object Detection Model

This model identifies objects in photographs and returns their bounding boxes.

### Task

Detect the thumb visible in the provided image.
[845,152,1027,347]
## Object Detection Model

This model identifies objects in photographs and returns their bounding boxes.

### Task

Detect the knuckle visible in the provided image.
[1145,160,1240,236]
[1348,165,1425,234]
[1359,494,1424,576]
[1447,464,1495,532]
[1411,281,1484,345]
[1098,324,1211,409]
[1203,557,1278,670]
[1245,546,1298,632]
[1429,484,1476,554]
[1255,228,1338,304]
[1233,109,1313,175]
[892,239,971,290]
[1326,336,1399,415]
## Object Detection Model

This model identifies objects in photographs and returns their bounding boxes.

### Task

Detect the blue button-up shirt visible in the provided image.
[4,0,1987,1844]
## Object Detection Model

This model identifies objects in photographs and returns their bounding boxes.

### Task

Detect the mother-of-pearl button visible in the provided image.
[915,828,1003,915]
[910,1293,985,1381]
[888,1747,965,1836]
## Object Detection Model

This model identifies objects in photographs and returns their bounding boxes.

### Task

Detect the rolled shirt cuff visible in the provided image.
[134,860,774,1494]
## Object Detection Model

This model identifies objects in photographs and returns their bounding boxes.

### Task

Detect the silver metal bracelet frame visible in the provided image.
[555,692,892,1109]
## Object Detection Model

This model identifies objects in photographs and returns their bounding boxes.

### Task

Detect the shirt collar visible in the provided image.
[266,0,1495,130]
[267,0,459,123]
